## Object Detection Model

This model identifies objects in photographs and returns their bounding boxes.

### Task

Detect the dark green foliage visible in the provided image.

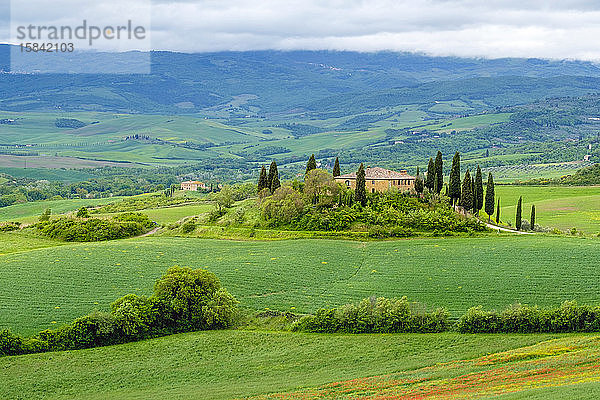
[267,161,280,192]
[516,196,523,230]
[39,208,51,222]
[414,166,424,195]
[531,205,536,229]
[305,154,317,175]
[0,222,20,232]
[332,157,341,177]
[434,151,443,194]
[181,220,196,233]
[496,198,501,223]
[474,166,483,214]
[0,267,237,357]
[460,170,473,212]
[457,301,600,333]
[76,207,89,218]
[55,118,86,129]
[485,173,495,221]
[257,165,268,192]
[355,163,367,206]
[425,158,435,191]
[291,297,449,334]
[449,152,461,206]
[37,213,154,241]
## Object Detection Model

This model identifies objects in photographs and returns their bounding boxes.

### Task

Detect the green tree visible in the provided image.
[485,173,495,222]
[425,158,435,191]
[214,186,234,212]
[460,170,473,212]
[414,166,424,195]
[76,207,89,218]
[355,163,367,206]
[152,266,238,331]
[39,208,51,222]
[531,204,536,230]
[434,151,443,194]
[449,152,461,207]
[496,198,500,224]
[305,154,317,176]
[332,157,341,177]
[304,169,340,206]
[257,165,268,192]
[516,196,523,231]
[267,161,280,192]
[474,166,483,215]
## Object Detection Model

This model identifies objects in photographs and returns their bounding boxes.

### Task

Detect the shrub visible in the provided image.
[152,266,238,331]
[76,207,89,218]
[458,301,600,333]
[37,213,154,241]
[291,297,448,333]
[181,219,196,233]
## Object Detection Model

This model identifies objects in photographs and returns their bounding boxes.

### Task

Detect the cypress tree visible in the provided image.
[496,198,500,224]
[531,204,536,230]
[449,152,461,206]
[471,176,476,211]
[333,157,341,177]
[485,173,495,222]
[267,161,280,192]
[516,196,522,231]
[425,158,435,191]
[257,165,268,192]
[474,166,484,215]
[305,154,317,175]
[355,163,367,206]
[434,151,443,194]
[460,170,473,211]
[415,166,424,195]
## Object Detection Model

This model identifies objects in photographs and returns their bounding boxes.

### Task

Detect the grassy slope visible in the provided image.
[3,235,600,335]
[0,196,126,224]
[0,331,566,400]
[489,185,600,233]
[248,334,600,400]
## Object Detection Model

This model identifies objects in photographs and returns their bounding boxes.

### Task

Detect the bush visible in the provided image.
[291,297,449,333]
[181,219,196,233]
[152,266,238,332]
[37,213,154,241]
[458,301,600,333]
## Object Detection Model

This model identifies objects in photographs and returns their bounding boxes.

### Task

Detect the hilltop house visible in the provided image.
[180,180,207,191]
[335,167,416,193]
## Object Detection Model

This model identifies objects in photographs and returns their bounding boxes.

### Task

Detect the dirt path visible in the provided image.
[483,221,535,235]
[140,226,160,237]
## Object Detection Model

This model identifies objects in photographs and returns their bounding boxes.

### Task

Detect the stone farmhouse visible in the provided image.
[180,180,207,191]
[335,167,416,193]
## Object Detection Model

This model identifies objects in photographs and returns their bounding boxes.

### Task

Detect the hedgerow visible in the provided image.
[0,266,238,357]
[37,213,154,241]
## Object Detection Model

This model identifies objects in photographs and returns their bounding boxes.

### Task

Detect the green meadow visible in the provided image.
[3,235,600,335]
[0,330,565,400]
[490,185,600,233]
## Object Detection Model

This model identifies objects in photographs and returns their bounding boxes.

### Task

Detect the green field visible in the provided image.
[0,330,568,400]
[489,185,600,233]
[3,235,600,335]
[0,196,126,224]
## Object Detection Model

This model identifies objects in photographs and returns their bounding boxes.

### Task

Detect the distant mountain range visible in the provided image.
[1,45,600,115]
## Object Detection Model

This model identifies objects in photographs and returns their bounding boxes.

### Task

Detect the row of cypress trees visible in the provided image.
[257,161,281,193]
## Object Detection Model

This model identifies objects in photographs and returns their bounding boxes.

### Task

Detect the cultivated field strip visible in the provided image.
[1,236,600,335]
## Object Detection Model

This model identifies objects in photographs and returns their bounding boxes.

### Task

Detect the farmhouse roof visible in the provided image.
[337,167,415,180]
[181,180,204,184]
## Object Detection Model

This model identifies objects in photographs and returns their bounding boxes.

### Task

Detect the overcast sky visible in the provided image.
[3,0,600,60]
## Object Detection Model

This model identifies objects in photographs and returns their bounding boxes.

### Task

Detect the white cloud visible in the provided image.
[4,0,600,60]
